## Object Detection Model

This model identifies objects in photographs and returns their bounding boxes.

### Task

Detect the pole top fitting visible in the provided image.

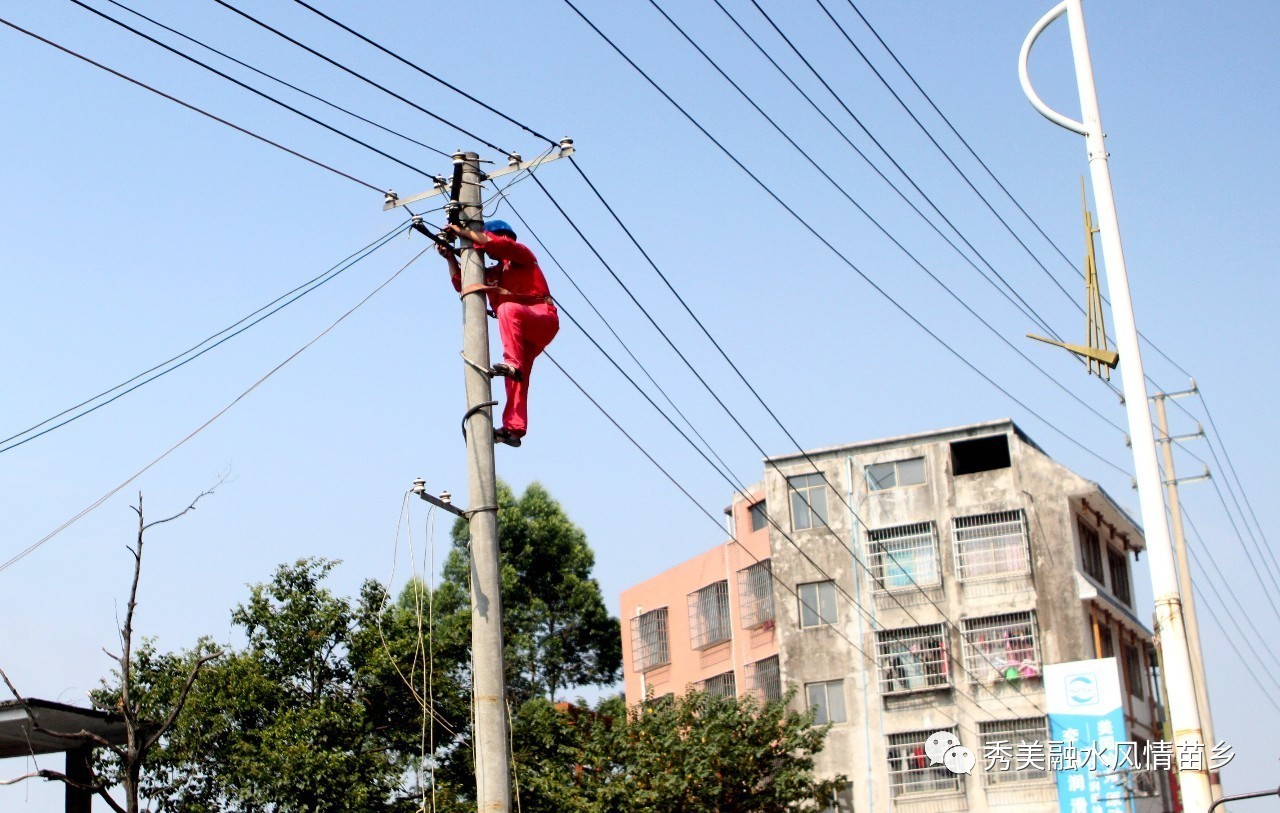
[384,190,398,204]
[411,478,426,494]
[452,151,466,163]
[560,137,574,151]
[507,153,522,167]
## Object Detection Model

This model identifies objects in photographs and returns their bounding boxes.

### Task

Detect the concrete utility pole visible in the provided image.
[1019,2,1212,810]
[455,150,512,813]
[1153,390,1220,802]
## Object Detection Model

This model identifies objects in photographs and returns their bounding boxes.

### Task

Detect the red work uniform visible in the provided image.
[451,232,559,438]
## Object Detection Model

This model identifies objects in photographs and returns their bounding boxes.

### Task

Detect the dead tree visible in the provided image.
[1,488,224,813]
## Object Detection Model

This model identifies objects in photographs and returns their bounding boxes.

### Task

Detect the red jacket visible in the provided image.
[451,233,553,309]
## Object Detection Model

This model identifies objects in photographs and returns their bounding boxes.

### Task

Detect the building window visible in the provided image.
[630,608,670,672]
[688,581,731,650]
[866,456,926,491]
[749,500,769,532]
[748,655,781,703]
[876,624,950,694]
[788,473,829,531]
[818,782,854,813]
[887,729,962,796]
[961,611,1042,684]
[700,670,736,698]
[868,522,940,591]
[1097,624,1115,659]
[952,510,1030,581]
[805,679,847,724]
[1124,644,1145,699]
[798,580,838,627]
[1109,548,1132,606]
[1079,517,1105,582]
[950,434,1011,475]
[980,717,1050,785]
[737,560,775,629]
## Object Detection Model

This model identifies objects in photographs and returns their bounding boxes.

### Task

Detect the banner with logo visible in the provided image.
[1044,657,1129,813]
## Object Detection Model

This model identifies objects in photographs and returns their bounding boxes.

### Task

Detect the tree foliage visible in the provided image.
[507,690,844,813]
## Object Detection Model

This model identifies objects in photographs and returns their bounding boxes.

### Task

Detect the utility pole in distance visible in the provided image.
[1153,387,1219,802]
[454,150,511,813]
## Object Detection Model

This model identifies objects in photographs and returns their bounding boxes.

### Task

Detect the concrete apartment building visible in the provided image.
[621,420,1163,812]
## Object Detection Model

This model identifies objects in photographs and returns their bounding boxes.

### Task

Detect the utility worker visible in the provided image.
[438,219,558,448]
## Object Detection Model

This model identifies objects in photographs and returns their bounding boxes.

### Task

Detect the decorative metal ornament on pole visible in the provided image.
[1019,3,1212,811]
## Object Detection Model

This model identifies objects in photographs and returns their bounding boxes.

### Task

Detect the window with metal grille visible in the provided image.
[688,581,731,650]
[868,522,940,591]
[953,510,1030,581]
[788,473,828,531]
[1109,548,1132,606]
[887,729,962,796]
[961,611,1041,684]
[737,560,775,629]
[748,655,781,703]
[700,670,736,698]
[866,456,926,491]
[818,782,854,813]
[798,580,837,627]
[980,717,1050,785]
[805,679,847,724]
[749,500,769,532]
[1078,517,1104,582]
[1124,644,1145,699]
[630,608,670,672]
[876,624,950,695]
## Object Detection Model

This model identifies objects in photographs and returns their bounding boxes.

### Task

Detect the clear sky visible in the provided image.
[2,1,1277,808]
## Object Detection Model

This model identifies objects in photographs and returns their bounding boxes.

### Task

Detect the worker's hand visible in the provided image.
[436,242,456,261]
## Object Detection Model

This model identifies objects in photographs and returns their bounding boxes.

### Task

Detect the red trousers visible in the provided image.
[496,301,559,436]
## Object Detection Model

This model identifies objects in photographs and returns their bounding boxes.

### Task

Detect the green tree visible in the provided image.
[102,559,414,812]
[443,480,622,703]
[508,690,843,813]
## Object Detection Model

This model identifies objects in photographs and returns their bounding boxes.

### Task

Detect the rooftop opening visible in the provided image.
[950,434,1011,476]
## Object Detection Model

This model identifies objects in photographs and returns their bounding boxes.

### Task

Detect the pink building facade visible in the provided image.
[621,486,778,705]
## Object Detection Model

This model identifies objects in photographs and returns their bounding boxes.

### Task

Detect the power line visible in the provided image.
[287,0,559,151]
[67,0,438,181]
[0,245,430,575]
[212,0,514,159]
[524,174,1046,718]
[0,15,383,193]
[101,0,451,158]
[0,222,412,456]
[839,0,1198,385]
[558,0,1129,476]
[650,0,1126,438]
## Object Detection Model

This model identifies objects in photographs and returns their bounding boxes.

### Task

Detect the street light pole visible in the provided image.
[1019,3,1211,810]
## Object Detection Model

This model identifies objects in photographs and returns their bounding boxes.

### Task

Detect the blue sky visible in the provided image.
[2,0,1277,808]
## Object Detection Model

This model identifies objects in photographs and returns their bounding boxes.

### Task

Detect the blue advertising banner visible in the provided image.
[1045,657,1130,813]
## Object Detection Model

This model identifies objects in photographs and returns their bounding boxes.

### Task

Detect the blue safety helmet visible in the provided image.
[484,220,517,239]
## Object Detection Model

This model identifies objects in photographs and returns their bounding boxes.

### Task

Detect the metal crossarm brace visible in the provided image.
[383,138,575,211]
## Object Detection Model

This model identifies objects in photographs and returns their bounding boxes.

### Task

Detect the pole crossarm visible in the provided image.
[383,138,575,211]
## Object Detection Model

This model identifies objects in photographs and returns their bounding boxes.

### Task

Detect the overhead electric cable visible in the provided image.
[0,222,411,455]
[286,0,560,150]
[528,175,1046,717]
[213,0,514,158]
[0,246,430,575]
[702,0,1063,341]
[102,0,451,158]
[67,0,438,181]
[0,15,382,192]
[837,0,1199,385]
[558,0,1128,476]
[1182,509,1280,675]
[649,0,1125,437]
[785,0,1076,309]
